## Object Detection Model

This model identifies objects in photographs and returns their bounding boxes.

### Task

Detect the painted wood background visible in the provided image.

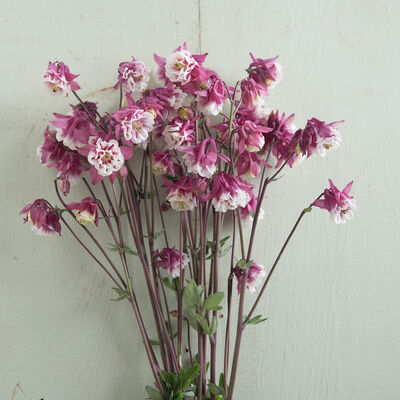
[1,0,399,398]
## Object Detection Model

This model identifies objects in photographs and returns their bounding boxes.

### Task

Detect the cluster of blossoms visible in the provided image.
[23,43,356,296]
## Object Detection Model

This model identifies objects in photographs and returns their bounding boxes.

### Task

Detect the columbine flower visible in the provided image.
[233,262,266,294]
[37,127,66,167]
[87,138,129,183]
[179,137,229,179]
[152,150,175,176]
[155,247,189,278]
[196,76,228,116]
[113,101,154,145]
[235,151,268,178]
[313,179,356,224]
[291,118,343,158]
[247,54,282,94]
[43,61,80,97]
[67,197,99,226]
[240,78,263,108]
[239,194,265,221]
[204,172,253,212]
[20,199,61,236]
[162,176,197,211]
[237,120,269,154]
[51,108,97,150]
[56,152,86,185]
[162,119,194,150]
[114,57,150,93]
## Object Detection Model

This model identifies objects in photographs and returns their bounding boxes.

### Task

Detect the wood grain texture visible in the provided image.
[1,0,399,399]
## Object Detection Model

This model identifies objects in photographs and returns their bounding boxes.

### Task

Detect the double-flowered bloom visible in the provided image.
[67,197,99,226]
[155,247,189,278]
[233,262,266,294]
[43,61,80,97]
[114,57,150,93]
[162,176,197,211]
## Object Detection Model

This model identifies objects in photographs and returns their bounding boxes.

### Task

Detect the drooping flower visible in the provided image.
[37,127,66,167]
[51,108,97,150]
[162,119,195,150]
[152,150,175,176]
[291,118,343,158]
[155,247,189,278]
[313,179,356,224]
[237,120,270,154]
[239,194,265,221]
[233,262,266,294]
[67,197,99,226]
[43,61,80,97]
[162,176,197,211]
[196,76,228,116]
[240,78,263,108]
[112,100,155,145]
[247,54,282,94]
[56,152,86,184]
[235,151,269,178]
[87,138,131,184]
[204,172,253,212]
[114,57,150,93]
[179,137,229,179]
[20,199,61,236]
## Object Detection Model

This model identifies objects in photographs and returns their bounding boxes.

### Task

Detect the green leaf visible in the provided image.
[195,314,210,335]
[304,206,313,213]
[244,314,268,325]
[183,280,204,309]
[149,339,159,346]
[107,242,138,256]
[163,277,177,292]
[143,228,165,240]
[202,292,224,311]
[209,316,218,335]
[110,287,129,302]
[208,382,225,396]
[146,386,163,400]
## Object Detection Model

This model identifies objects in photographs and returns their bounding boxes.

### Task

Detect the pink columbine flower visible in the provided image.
[87,138,130,184]
[313,179,356,224]
[162,119,195,150]
[240,78,263,108]
[43,61,80,97]
[203,172,253,212]
[196,76,228,116]
[179,137,229,179]
[113,101,155,146]
[247,54,282,94]
[291,118,343,158]
[152,150,175,176]
[67,197,99,226]
[237,120,269,154]
[51,108,97,150]
[235,151,269,178]
[155,247,189,278]
[239,194,265,221]
[162,176,197,211]
[114,57,150,93]
[56,152,86,185]
[37,127,66,167]
[20,199,61,236]
[233,262,266,294]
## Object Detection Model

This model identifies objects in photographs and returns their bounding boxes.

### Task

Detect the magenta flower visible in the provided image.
[162,119,195,150]
[204,172,253,212]
[196,76,228,116]
[114,57,150,93]
[155,247,189,278]
[113,99,155,146]
[51,108,97,150]
[233,262,266,294]
[239,194,264,221]
[149,84,186,110]
[56,152,86,185]
[67,197,99,226]
[179,137,229,179]
[43,61,80,97]
[247,54,282,94]
[237,120,270,154]
[152,150,175,177]
[235,151,269,178]
[20,199,61,236]
[240,78,263,108]
[291,118,342,158]
[162,176,197,211]
[313,179,356,224]
[37,127,66,167]
[87,138,132,184]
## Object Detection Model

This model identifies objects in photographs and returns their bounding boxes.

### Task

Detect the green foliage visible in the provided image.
[183,280,204,310]
[163,277,179,292]
[107,242,138,256]
[244,314,268,326]
[143,228,166,240]
[304,206,313,213]
[206,236,232,260]
[146,385,164,400]
[236,259,253,269]
[202,292,224,311]
[110,287,129,302]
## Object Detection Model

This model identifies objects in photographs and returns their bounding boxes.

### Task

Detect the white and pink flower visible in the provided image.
[152,150,175,176]
[196,76,228,116]
[313,179,356,224]
[43,61,80,97]
[67,197,99,226]
[114,57,150,93]
[234,262,266,294]
[162,176,197,211]
[155,247,189,278]
[162,119,195,150]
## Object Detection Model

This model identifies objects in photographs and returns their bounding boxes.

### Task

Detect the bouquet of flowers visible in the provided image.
[21,43,355,399]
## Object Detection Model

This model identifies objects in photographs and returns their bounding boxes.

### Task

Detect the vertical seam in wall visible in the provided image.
[197,0,202,53]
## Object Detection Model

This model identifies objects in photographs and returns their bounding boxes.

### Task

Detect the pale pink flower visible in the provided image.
[162,119,195,150]
[155,247,189,278]
[152,150,175,176]
[196,76,228,115]
[114,57,150,93]
[291,118,343,158]
[67,197,99,226]
[204,172,253,212]
[313,180,356,224]
[233,262,266,294]
[162,176,197,211]
[20,199,61,236]
[239,194,264,221]
[113,102,154,145]
[179,137,229,179]
[43,61,80,97]
[51,108,96,150]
